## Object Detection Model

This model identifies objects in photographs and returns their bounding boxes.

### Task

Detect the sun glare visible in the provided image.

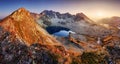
[89,10,109,21]
[97,12,103,17]
[96,11,105,18]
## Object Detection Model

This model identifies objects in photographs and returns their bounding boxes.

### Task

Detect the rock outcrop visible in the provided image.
[0,8,59,46]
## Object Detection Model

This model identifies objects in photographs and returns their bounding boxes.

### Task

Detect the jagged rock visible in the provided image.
[0,8,71,64]
[0,8,60,46]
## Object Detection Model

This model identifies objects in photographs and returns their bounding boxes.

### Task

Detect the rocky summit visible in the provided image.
[0,8,72,64]
[0,8,120,64]
[0,8,60,46]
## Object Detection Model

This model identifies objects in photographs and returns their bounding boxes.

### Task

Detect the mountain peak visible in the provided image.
[75,12,94,23]
[10,7,31,21]
[15,7,27,12]
[18,7,26,11]
[0,8,59,46]
[76,13,87,18]
[12,7,29,14]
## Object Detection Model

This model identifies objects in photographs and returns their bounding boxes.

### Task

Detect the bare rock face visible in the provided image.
[0,8,59,46]
[0,27,69,64]
[0,8,72,64]
[1,8,116,64]
[30,12,41,20]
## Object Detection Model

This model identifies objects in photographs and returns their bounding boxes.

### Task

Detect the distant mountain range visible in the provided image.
[31,10,115,38]
[99,16,120,29]
[0,8,120,64]
[0,8,60,46]
[0,8,74,64]
[31,10,94,26]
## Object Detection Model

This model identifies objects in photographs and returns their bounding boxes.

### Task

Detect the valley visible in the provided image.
[0,6,120,64]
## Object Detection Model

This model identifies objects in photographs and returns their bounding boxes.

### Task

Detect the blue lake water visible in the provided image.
[46,26,75,37]
[53,30,75,37]
[46,26,70,34]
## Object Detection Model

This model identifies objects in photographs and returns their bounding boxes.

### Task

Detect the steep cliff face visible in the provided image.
[0,8,59,46]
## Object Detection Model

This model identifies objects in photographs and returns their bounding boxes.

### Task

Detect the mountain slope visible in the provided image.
[0,8,59,46]
[75,13,94,23]
[0,8,117,64]
[37,10,113,38]
[0,8,75,64]
[99,17,120,29]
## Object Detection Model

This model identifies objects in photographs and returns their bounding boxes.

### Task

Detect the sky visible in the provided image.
[0,0,120,20]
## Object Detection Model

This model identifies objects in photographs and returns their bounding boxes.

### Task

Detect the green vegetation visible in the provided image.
[48,52,62,64]
[81,52,107,64]
[71,56,81,64]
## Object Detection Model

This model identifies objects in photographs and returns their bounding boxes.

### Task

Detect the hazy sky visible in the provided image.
[1,0,120,20]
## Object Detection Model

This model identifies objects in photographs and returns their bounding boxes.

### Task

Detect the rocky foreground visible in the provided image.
[0,8,120,64]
